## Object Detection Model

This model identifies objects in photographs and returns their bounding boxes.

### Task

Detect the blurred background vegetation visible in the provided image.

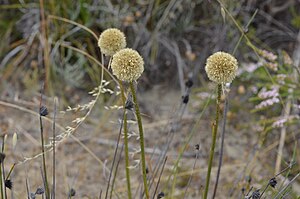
[1,0,299,96]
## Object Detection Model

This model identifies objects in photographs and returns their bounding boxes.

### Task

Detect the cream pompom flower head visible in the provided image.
[111,48,144,82]
[205,51,238,84]
[98,28,126,56]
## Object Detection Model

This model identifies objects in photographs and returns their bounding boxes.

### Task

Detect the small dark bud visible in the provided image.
[125,98,134,110]
[195,144,200,150]
[35,187,44,195]
[241,187,245,194]
[0,153,6,164]
[40,106,48,116]
[146,167,149,174]
[68,188,76,197]
[251,190,260,199]
[246,175,252,183]
[185,79,193,88]
[182,95,189,104]
[157,191,165,199]
[5,179,12,189]
[269,177,277,188]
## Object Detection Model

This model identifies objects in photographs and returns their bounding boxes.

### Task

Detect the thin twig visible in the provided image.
[26,178,30,199]
[152,157,167,199]
[274,172,300,199]
[154,89,191,193]
[0,137,5,199]
[99,189,102,199]
[259,162,296,199]
[39,83,50,199]
[275,100,291,174]
[5,163,15,180]
[52,97,57,199]
[110,143,124,199]
[105,111,125,199]
[183,150,199,199]
[1,136,7,199]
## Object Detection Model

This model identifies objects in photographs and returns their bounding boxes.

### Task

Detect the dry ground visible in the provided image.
[1,85,298,199]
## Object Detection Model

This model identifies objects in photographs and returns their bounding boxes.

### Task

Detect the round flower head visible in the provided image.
[205,51,238,84]
[98,28,126,56]
[111,48,144,82]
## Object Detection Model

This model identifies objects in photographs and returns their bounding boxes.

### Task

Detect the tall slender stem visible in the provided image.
[40,115,50,199]
[52,98,57,199]
[1,136,7,199]
[107,110,124,199]
[212,93,228,198]
[0,166,3,199]
[120,82,132,199]
[129,82,149,199]
[203,84,222,199]
[0,144,4,199]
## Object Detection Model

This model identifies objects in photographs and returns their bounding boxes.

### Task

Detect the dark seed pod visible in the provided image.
[146,167,149,174]
[40,106,48,116]
[269,177,277,188]
[157,191,165,199]
[182,95,189,104]
[185,79,193,88]
[5,179,12,189]
[241,187,245,194]
[68,188,76,197]
[246,175,252,184]
[195,144,200,150]
[35,187,45,195]
[251,190,260,199]
[125,98,134,110]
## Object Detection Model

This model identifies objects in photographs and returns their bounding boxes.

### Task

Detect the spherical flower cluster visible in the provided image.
[111,48,144,82]
[205,51,238,84]
[98,28,126,56]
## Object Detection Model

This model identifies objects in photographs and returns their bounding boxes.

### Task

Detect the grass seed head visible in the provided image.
[98,28,126,56]
[205,51,238,84]
[111,48,144,82]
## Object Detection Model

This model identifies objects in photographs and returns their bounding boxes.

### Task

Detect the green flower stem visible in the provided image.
[129,82,149,199]
[120,82,132,199]
[203,84,222,199]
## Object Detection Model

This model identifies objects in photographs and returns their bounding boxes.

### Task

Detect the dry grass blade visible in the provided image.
[48,15,98,41]
[0,100,108,172]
